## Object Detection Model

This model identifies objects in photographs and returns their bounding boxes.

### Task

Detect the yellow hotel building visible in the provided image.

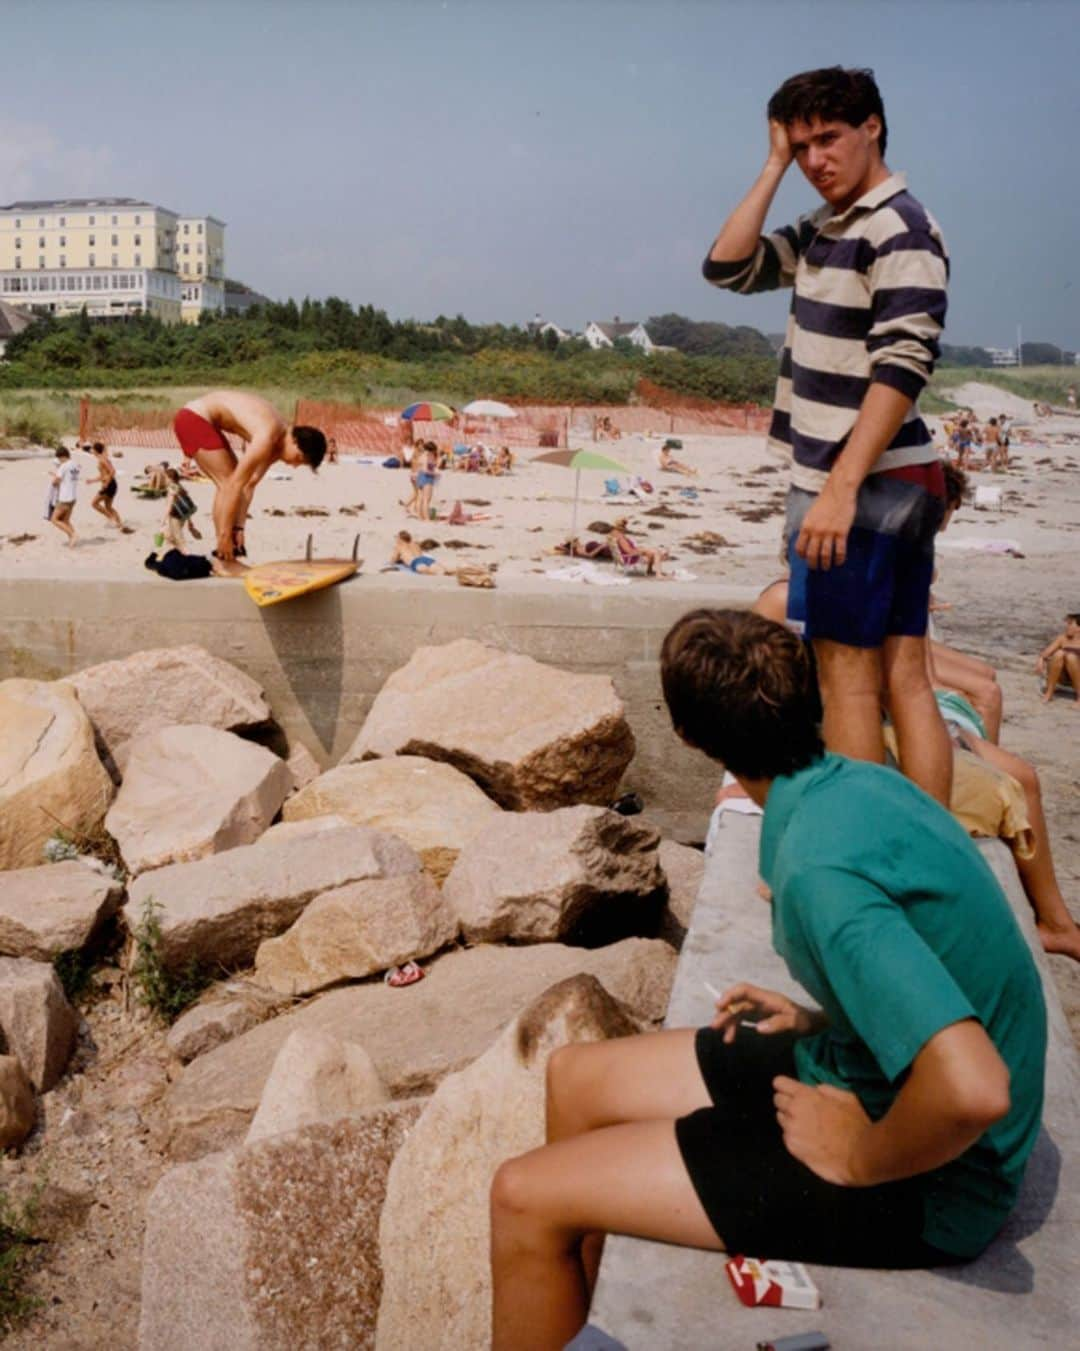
[0,197,226,325]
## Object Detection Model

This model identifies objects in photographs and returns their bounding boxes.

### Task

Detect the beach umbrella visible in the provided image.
[400,401,455,422]
[461,399,518,419]
[532,447,629,545]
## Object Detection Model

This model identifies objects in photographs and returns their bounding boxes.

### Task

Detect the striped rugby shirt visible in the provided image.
[703,172,948,493]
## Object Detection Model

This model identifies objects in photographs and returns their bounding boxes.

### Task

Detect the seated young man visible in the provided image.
[490,609,1046,1351]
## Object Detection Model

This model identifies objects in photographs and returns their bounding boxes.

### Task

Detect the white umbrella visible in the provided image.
[461,399,518,419]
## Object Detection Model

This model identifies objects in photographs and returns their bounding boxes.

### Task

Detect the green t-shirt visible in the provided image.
[760,754,1046,1258]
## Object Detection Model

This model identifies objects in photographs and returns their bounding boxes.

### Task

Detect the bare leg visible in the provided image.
[963,735,1080,960]
[1064,652,1080,701]
[883,635,953,805]
[193,446,239,556]
[1043,652,1066,701]
[812,640,886,765]
[492,1030,718,1351]
[930,641,1003,741]
[50,512,76,546]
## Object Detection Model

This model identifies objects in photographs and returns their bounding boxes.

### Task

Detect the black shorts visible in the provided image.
[675,1027,962,1268]
[102,479,118,500]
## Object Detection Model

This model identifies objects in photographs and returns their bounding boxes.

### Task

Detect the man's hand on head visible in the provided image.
[773,1076,872,1186]
[767,118,794,170]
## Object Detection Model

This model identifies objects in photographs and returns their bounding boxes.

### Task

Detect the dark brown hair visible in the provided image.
[661,609,823,779]
[768,67,888,156]
[943,462,968,509]
[291,425,327,470]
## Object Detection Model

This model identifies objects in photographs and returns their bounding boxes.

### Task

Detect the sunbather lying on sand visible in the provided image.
[550,537,611,560]
[390,530,445,575]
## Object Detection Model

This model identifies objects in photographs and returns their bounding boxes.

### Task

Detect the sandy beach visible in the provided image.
[2,394,1078,1043]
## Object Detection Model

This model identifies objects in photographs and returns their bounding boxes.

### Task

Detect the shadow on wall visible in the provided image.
[258,586,346,759]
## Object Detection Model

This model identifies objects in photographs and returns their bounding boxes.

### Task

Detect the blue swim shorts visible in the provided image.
[785,466,945,649]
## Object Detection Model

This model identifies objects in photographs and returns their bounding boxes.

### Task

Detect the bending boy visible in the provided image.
[172,390,326,566]
[491,609,1046,1351]
[704,67,952,803]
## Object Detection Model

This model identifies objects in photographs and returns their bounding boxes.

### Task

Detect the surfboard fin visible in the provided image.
[305,533,313,561]
[351,533,360,561]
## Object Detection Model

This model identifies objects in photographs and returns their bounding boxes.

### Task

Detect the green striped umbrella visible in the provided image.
[532,448,629,544]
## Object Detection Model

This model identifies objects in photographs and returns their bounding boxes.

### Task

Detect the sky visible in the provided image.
[3,0,1078,347]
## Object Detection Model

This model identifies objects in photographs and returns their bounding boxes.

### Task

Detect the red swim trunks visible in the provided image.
[173,408,230,459]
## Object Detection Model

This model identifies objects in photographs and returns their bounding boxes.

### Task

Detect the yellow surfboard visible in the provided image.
[243,535,361,607]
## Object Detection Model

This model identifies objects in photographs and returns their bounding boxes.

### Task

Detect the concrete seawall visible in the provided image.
[0,574,760,839]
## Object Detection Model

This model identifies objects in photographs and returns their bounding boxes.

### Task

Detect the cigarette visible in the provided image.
[703,982,753,1015]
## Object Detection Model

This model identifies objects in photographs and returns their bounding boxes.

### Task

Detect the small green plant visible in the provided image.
[52,948,97,1003]
[130,900,209,1023]
[42,830,79,864]
[0,1180,45,1331]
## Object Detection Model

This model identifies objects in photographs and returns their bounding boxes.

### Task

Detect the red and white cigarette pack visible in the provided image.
[725,1256,821,1311]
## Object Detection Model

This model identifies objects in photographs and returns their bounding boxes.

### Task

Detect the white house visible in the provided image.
[583,318,655,353]
[985,346,1018,367]
[527,313,573,342]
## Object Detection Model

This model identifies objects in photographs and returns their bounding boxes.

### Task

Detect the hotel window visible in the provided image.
[14,218,20,228]
[111,234,118,246]
[183,223,189,233]
[38,256,45,268]
[89,254,95,267]
[197,243,203,253]
[59,216,66,226]
[197,223,203,234]
[135,215,141,225]
[183,243,189,254]
[59,236,66,247]
[112,254,118,267]
[89,235,95,246]
[134,254,141,266]
[38,217,44,226]
[14,238,20,249]
[89,215,95,225]
[14,257,21,270]
[134,234,141,246]
[38,237,44,247]
[111,215,118,225]
[59,255,66,268]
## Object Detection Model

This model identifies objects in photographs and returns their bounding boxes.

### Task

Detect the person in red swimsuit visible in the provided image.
[172,390,326,568]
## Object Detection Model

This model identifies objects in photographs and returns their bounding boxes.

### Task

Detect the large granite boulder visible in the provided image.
[283,755,501,881]
[246,1029,388,1145]
[124,816,420,972]
[105,725,292,876]
[139,1102,422,1351]
[442,805,666,946]
[253,873,456,997]
[0,1055,34,1149]
[163,937,676,1159]
[0,957,78,1091]
[376,975,635,1349]
[343,639,635,810]
[0,859,123,960]
[0,678,114,872]
[657,839,706,949]
[62,645,271,773]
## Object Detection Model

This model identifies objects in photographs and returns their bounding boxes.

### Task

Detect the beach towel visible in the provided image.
[545,562,630,587]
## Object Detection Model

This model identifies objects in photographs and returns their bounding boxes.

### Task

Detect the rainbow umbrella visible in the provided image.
[401,401,455,422]
[532,447,629,545]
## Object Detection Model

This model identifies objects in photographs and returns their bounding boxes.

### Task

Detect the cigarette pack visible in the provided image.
[725,1256,821,1311]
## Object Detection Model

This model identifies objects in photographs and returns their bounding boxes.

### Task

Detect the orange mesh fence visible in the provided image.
[81,393,770,456]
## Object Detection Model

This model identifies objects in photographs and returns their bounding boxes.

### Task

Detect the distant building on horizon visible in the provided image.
[527,312,573,342]
[0,197,226,325]
[583,317,655,353]
[984,346,1019,367]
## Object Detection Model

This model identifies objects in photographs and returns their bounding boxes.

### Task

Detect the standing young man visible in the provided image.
[704,67,952,803]
[171,390,326,568]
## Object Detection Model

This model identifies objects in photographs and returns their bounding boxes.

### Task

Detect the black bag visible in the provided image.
[144,549,213,580]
